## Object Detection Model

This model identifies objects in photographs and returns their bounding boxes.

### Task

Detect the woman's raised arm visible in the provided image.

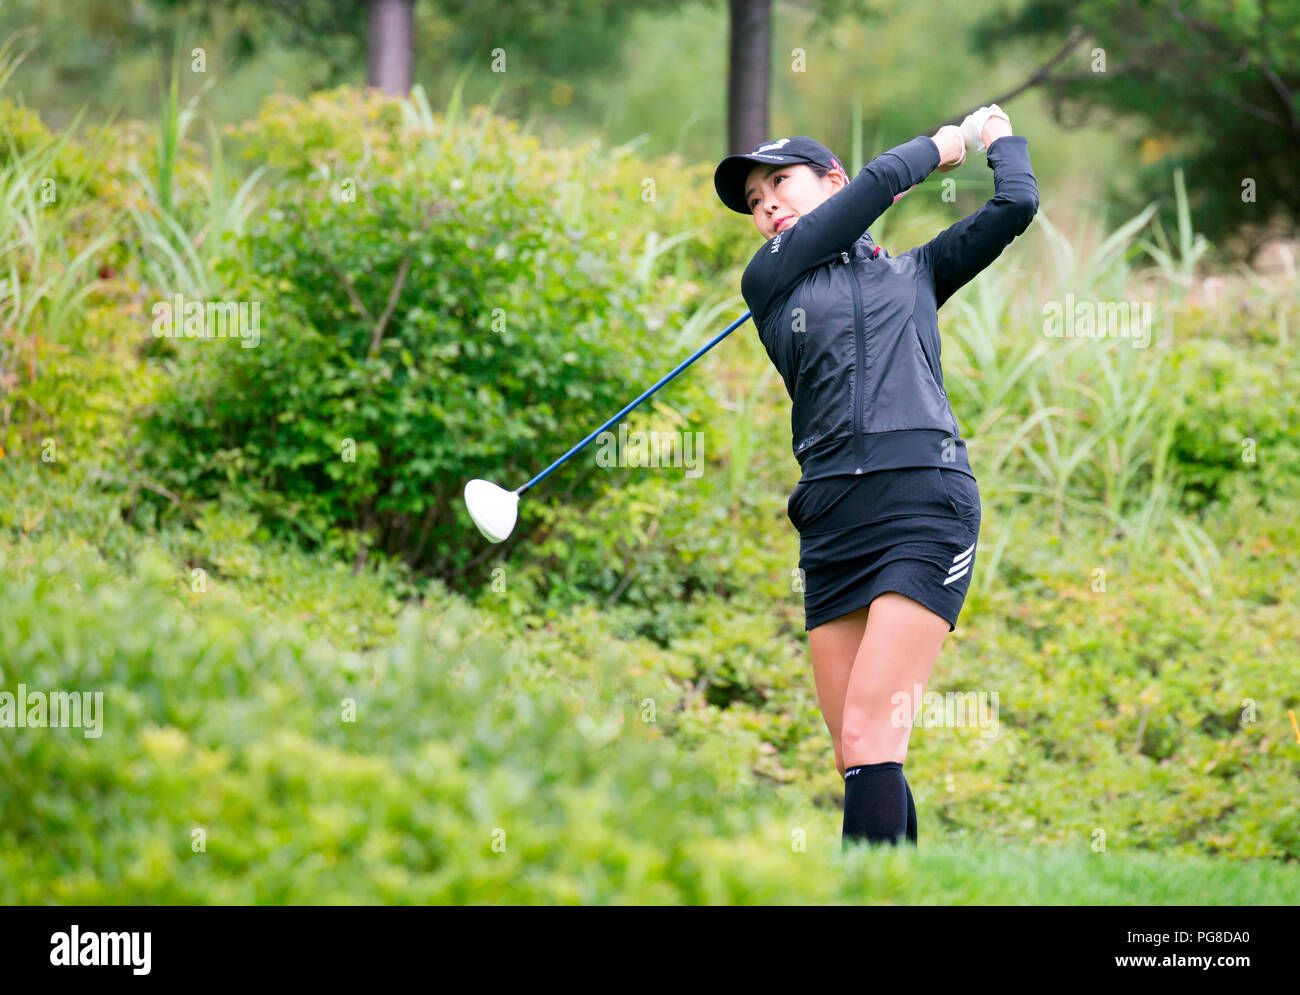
[909,119,1039,310]
[742,136,941,321]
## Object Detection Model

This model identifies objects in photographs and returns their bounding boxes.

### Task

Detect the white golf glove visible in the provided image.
[959,104,1011,155]
[933,124,965,172]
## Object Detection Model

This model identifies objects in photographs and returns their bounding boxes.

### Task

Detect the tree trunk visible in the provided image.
[727,0,772,154]
[367,0,415,95]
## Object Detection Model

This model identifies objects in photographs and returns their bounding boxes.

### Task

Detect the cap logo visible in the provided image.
[756,138,791,153]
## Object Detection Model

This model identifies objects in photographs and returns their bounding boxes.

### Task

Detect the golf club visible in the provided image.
[464,309,753,543]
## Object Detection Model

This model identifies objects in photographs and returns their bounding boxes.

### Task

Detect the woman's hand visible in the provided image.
[960,104,1012,155]
[931,124,966,173]
[981,105,1012,149]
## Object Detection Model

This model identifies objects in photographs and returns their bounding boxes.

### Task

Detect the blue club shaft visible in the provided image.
[515,310,753,496]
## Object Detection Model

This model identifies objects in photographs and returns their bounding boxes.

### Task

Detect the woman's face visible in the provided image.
[745,162,847,240]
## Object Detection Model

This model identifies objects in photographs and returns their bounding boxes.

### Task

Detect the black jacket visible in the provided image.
[740,134,1039,481]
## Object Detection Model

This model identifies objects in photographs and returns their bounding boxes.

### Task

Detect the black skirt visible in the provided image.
[787,467,982,632]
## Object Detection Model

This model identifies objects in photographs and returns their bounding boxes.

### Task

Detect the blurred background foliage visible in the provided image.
[4,0,1298,260]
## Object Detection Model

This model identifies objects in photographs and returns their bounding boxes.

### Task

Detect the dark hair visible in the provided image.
[808,159,849,183]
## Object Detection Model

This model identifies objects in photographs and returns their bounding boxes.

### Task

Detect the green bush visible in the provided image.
[4,461,1300,903]
[0,94,126,458]
[1165,336,1300,513]
[0,512,814,904]
[134,87,727,584]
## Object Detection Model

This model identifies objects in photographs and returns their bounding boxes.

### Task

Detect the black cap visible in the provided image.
[714,136,845,215]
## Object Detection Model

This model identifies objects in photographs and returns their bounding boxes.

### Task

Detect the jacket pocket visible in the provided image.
[866,316,952,433]
[912,319,945,400]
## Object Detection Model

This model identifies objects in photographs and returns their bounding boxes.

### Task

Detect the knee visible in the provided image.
[840,708,908,765]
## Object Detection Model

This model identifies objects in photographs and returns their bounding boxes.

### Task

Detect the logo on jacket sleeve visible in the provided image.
[769,232,784,254]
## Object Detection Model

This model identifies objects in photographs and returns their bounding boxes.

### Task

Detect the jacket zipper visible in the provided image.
[843,249,867,474]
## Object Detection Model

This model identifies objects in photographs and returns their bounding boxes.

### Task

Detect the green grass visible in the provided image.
[2,458,1298,904]
[830,839,1300,904]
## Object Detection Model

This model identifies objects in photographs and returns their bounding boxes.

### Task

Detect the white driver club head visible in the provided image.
[464,478,520,543]
[459,311,751,547]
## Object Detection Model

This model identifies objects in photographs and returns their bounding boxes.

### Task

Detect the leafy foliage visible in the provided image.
[135,87,731,582]
[973,0,1300,254]
[3,455,1300,903]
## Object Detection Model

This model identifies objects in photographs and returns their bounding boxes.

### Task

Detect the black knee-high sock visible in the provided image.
[903,774,917,846]
[841,761,908,849]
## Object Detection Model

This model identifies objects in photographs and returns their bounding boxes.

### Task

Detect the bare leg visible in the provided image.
[807,604,870,777]
[840,592,950,768]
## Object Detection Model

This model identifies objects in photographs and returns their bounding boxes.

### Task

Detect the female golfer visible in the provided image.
[713,106,1038,850]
